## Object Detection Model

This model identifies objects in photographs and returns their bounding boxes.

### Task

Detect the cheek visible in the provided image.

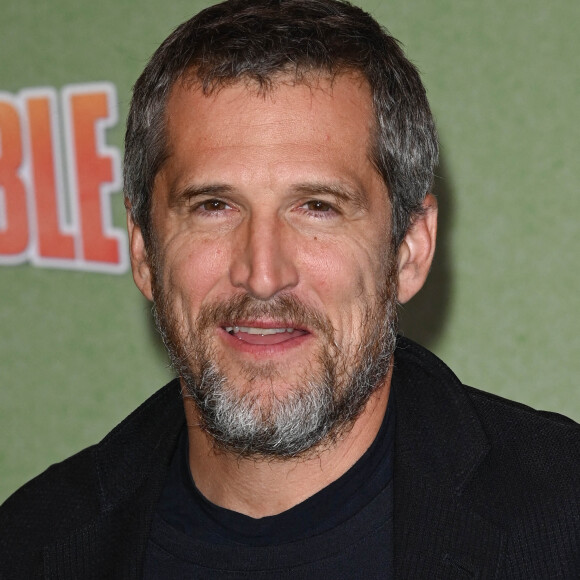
[299,239,382,317]
[161,236,231,310]
[307,252,364,299]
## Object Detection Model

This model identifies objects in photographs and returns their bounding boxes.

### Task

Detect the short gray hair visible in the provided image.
[124,0,438,248]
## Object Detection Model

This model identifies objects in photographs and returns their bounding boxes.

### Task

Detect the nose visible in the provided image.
[229,213,299,300]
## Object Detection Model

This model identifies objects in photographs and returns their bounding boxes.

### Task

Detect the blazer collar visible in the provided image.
[392,337,506,579]
[43,380,185,579]
[94,379,185,510]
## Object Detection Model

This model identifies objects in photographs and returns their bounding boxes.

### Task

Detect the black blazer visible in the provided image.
[1,338,578,578]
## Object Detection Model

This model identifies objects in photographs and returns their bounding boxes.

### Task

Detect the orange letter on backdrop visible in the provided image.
[0,83,126,273]
[65,87,121,265]
[25,91,75,260]
[0,96,29,260]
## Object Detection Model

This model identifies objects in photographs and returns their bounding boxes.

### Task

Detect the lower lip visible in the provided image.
[218,327,311,356]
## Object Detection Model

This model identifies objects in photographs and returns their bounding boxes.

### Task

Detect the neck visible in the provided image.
[182,369,392,518]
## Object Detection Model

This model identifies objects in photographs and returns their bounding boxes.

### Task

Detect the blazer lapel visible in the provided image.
[392,338,507,579]
[42,381,185,579]
[394,465,506,579]
[43,499,157,580]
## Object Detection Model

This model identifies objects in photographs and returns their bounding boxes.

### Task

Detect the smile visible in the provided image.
[225,326,296,335]
[222,325,308,347]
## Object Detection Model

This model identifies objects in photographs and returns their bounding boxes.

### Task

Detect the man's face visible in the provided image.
[135,74,400,457]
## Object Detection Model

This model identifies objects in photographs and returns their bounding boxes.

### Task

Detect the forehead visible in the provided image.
[166,71,373,147]
[157,73,387,210]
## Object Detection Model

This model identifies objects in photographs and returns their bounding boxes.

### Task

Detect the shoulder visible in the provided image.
[395,334,578,438]
[0,445,100,575]
[394,337,579,573]
[463,383,578,493]
[0,380,183,574]
[463,386,579,574]
[465,383,578,438]
[393,335,578,506]
[395,335,578,465]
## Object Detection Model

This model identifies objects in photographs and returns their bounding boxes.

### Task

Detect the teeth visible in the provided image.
[225,326,295,335]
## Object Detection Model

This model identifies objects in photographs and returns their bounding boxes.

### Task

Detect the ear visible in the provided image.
[127,209,154,302]
[396,193,437,304]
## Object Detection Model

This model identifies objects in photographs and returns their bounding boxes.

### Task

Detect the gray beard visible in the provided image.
[152,276,398,459]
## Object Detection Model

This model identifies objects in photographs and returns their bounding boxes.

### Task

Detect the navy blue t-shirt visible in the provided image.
[144,398,395,578]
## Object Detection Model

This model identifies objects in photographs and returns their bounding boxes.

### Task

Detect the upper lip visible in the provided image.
[220,319,309,332]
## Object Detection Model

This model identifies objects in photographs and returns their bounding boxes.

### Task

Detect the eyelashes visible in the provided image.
[190,197,342,221]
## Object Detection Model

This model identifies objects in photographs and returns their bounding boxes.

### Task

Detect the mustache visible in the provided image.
[195,293,335,338]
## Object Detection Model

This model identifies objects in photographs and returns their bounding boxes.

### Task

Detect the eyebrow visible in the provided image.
[291,182,370,211]
[168,183,235,208]
[168,180,370,211]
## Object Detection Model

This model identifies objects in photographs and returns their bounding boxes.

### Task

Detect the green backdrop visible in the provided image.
[1,0,578,503]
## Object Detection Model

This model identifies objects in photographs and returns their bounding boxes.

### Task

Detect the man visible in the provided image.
[1,0,578,578]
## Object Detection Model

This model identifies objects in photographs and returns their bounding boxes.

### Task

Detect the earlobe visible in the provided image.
[127,210,154,302]
[396,193,437,304]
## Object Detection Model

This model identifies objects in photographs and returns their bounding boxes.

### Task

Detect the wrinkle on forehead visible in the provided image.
[163,71,376,170]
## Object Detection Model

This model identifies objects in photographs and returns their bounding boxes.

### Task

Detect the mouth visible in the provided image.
[222,324,309,346]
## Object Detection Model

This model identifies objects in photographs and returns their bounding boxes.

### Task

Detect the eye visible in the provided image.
[201,199,228,212]
[190,198,235,219]
[302,200,333,212]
